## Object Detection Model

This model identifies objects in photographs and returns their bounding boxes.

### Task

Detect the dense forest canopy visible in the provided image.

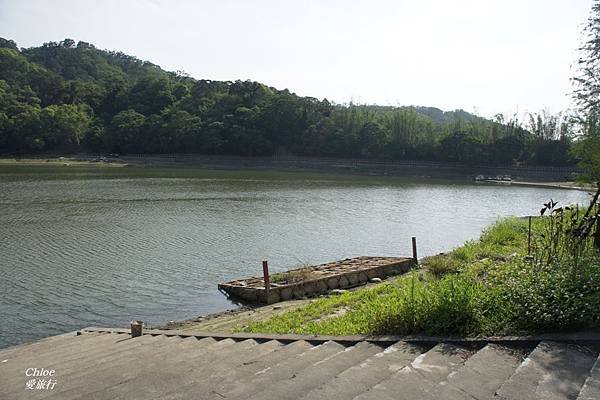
[0,37,575,165]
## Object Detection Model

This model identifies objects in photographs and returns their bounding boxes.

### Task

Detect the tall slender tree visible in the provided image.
[572,0,600,184]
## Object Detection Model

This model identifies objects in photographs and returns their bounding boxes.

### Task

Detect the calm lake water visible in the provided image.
[0,165,590,348]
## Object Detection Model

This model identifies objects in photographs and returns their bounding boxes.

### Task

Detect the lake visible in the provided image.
[0,165,590,348]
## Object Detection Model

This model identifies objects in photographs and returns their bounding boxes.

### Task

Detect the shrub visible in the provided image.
[422,254,460,277]
[490,255,600,332]
[366,274,487,335]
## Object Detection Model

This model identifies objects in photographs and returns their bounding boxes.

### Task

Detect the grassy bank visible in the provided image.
[239,214,600,336]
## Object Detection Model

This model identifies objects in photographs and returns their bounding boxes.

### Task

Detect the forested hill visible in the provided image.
[0,38,574,165]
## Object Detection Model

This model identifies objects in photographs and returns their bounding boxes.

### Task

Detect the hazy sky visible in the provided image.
[0,0,594,118]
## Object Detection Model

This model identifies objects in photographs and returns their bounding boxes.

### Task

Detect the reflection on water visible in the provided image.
[0,166,589,348]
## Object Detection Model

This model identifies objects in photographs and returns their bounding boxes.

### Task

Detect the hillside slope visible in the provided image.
[0,37,572,165]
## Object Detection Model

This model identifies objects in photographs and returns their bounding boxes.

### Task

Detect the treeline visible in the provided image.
[0,37,575,165]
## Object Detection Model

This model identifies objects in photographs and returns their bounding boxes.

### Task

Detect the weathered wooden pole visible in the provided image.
[411,237,418,265]
[528,216,532,255]
[130,320,143,338]
[595,214,600,250]
[262,260,270,297]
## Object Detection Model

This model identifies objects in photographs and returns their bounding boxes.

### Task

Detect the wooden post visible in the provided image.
[595,216,600,250]
[528,216,532,255]
[262,260,270,295]
[130,320,143,338]
[411,237,418,265]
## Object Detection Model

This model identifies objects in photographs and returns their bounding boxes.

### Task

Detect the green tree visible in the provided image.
[0,36,580,165]
[108,109,146,153]
[573,117,600,183]
[0,38,18,50]
[40,104,91,150]
[9,104,44,151]
[572,1,600,184]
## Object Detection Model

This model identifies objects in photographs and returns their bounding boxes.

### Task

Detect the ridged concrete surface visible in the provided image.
[0,330,599,400]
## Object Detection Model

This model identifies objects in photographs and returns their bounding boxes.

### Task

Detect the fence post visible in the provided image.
[130,320,143,338]
[528,216,532,255]
[411,237,418,265]
[262,260,270,297]
[595,216,600,250]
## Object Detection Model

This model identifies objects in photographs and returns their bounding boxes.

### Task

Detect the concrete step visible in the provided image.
[3,331,600,400]
[298,341,427,400]
[495,341,597,400]
[351,342,473,400]
[0,333,120,381]
[96,339,285,400]
[428,343,527,400]
[245,341,384,400]
[65,335,222,377]
[150,339,316,400]
[196,339,313,384]
[578,355,600,400]
[211,340,346,400]
[45,337,241,400]
[38,336,210,382]
[36,335,177,387]
[0,332,114,366]
[0,331,81,358]
[0,334,164,386]
[2,333,156,373]
[170,339,284,381]
[2,335,181,399]
[39,334,171,373]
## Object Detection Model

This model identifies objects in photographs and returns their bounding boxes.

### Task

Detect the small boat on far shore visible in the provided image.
[475,174,512,184]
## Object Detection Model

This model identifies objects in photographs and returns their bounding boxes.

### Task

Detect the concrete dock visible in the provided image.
[219,256,415,304]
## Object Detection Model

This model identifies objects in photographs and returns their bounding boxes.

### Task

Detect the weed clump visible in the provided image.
[270,265,318,284]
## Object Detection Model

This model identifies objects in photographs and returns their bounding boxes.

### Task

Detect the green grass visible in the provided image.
[239,216,600,336]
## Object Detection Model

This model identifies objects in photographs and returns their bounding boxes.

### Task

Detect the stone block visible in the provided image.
[292,286,306,298]
[347,272,359,285]
[304,281,317,295]
[339,276,350,288]
[326,277,339,289]
[316,280,328,293]
[366,269,379,279]
[266,290,281,304]
[358,272,368,283]
[280,287,293,301]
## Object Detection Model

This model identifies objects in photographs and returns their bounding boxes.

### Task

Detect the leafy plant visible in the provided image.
[533,189,600,266]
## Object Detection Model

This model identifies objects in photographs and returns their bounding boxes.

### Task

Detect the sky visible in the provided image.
[0,0,594,118]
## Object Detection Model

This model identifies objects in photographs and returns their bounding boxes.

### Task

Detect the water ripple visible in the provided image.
[0,171,590,348]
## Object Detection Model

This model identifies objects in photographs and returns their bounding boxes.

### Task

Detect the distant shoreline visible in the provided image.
[0,154,592,191]
[509,181,594,192]
[0,157,127,167]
